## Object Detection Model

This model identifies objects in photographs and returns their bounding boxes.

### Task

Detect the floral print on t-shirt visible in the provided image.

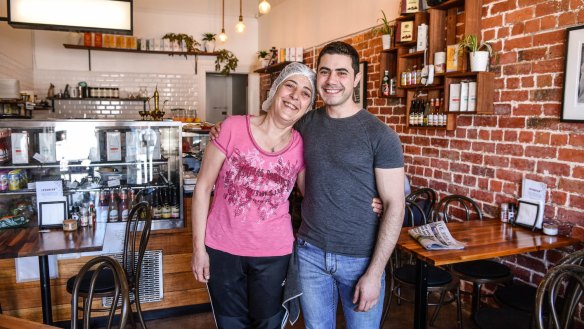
[223,147,298,221]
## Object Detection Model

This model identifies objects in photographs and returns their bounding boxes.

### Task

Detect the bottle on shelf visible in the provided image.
[152,188,162,220]
[108,189,119,222]
[80,205,89,227]
[89,202,96,227]
[161,187,171,219]
[98,190,109,223]
[416,67,422,85]
[171,187,180,219]
[381,70,390,97]
[389,77,396,96]
[409,100,416,126]
[410,66,417,86]
[439,97,446,127]
[423,100,430,126]
[401,70,407,87]
[406,67,412,86]
[119,188,129,221]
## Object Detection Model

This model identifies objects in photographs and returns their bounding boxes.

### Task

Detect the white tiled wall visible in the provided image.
[34,70,198,120]
[0,52,34,91]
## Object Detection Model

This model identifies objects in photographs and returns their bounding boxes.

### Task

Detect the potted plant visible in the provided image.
[202,33,216,53]
[257,50,270,68]
[372,10,393,50]
[458,34,493,72]
[215,49,239,75]
[162,33,200,53]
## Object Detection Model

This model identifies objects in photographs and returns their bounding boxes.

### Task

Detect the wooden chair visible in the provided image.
[382,201,462,329]
[436,195,513,315]
[67,201,153,329]
[71,256,130,329]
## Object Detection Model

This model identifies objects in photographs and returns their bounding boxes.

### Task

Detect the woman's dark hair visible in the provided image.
[316,41,360,76]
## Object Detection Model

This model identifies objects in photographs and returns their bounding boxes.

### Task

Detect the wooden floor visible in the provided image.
[138,293,480,329]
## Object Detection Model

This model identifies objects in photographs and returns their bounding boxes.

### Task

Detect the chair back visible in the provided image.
[433,194,483,222]
[404,201,427,227]
[406,187,437,222]
[534,263,584,329]
[122,201,153,291]
[71,256,130,329]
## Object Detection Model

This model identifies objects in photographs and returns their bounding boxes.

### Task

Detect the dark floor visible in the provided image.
[138,291,480,329]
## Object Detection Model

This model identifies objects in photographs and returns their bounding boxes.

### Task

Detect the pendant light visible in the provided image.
[235,0,245,33]
[218,0,227,42]
[259,0,271,14]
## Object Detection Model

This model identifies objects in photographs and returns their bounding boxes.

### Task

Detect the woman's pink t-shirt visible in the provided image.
[204,115,304,257]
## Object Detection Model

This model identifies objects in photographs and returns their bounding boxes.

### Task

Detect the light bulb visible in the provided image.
[259,0,271,14]
[219,29,228,42]
[235,18,245,33]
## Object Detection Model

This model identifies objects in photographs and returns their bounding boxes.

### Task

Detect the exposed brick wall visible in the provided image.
[258,0,584,322]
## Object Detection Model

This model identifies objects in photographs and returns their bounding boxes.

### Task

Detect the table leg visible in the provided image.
[38,256,53,325]
[414,259,428,329]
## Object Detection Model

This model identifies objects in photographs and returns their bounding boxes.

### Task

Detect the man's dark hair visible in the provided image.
[316,41,360,76]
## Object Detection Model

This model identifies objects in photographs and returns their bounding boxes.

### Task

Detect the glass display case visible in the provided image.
[0,120,183,230]
[181,127,209,195]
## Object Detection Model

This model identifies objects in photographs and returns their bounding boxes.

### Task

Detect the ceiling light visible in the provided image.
[7,0,133,34]
[235,0,245,33]
[259,0,271,14]
[218,0,227,42]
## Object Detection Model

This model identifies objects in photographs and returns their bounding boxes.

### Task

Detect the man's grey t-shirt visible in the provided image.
[295,108,404,257]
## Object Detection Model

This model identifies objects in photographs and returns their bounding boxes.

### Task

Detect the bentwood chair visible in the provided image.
[71,256,130,329]
[383,201,462,329]
[435,195,513,315]
[535,262,584,329]
[474,248,584,329]
[67,201,153,329]
[405,187,437,225]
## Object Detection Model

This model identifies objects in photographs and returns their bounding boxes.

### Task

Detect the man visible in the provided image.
[208,41,405,328]
[294,41,405,328]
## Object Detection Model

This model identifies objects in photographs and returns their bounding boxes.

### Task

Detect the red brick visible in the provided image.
[537,74,554,88]
[548,44,565,59]
[422,147,439,157]
[535,1,561,16]
[511,23,525,36]
[502,63,532,76]
[485,155,510,168]
[559,178,584,194]
[542,103,561,116]
[505,35,535,51]
[537,161,571,176]
[511,158,536,171]
[559,12,577,26]
[405,145,422,155]
[482,16,503,29]
[569,194,584,210]
[557,208,584,223]
[496,169,524,182]
[534,132,550,144]
[518,47,547,61]
[441,150,460,161]
[491,129,504,141]
[450,162,470,174]
[559,149,584,162]
[570,134,584,147]
[499,117,526,128]
[413,156,430,166]
[516,254,546,273]
[540,15,558,30]
[461,152,483,164]
[525,146,557,159]
[518,131,534,143]
[504,130,518,142]
[550,189,568,206]
[413,136,431,146]
[506,7,535,25]
[506,77,521,89]
[498,143,525,156]
[503,181,520,195]
[532,88,562,102]
[490,180,503,192]
[472,141,496,153]
[430,158,449,170]
[534,30,566,47]
[471,189,494,203]
[453,174,463,184]
[463,175,477,187]
[494,104,512,115]
[467,128,478,140]
[478,130,490,140]
[491,1,510,14]
[521,76,535,87]
[451,140,472,151]
[472,166,495,177]
[524,18,541,33]
[573,166,584,179]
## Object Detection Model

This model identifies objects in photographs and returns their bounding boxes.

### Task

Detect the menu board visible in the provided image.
[399,21,414,42]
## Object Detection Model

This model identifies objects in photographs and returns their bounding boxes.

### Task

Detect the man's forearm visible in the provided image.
[365,200,405,278]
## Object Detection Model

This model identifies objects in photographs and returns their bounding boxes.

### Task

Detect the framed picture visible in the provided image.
[38,200,67,229]
[515,199,543,231]
[562,24,584,122]
[353,61,368,109]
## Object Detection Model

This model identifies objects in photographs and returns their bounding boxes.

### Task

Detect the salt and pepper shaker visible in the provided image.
[500,203,509,223]
[508,203,515,223]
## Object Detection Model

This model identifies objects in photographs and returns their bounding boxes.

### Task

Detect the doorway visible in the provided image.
[205,73,248,123]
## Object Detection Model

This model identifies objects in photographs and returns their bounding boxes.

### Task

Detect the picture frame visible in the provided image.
[561,24,584,122]
[353,61,368,110]
[39,200,67,229]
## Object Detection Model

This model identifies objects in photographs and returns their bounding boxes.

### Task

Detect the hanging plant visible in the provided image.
[215,49,239,75]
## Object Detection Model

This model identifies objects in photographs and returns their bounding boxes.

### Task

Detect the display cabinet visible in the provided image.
[0,120,183,230]
[181,127,209,194]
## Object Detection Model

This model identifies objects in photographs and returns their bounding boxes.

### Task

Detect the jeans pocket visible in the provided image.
[296,238,307,248]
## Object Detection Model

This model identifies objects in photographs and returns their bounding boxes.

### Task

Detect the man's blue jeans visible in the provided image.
[297,238,385,329]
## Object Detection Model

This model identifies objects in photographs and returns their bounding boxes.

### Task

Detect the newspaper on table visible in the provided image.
[408,221,465,250]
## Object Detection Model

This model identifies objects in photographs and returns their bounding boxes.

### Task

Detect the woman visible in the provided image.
[191,62,315,329]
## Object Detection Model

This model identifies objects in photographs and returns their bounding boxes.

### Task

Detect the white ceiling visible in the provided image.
[134,0,287,18]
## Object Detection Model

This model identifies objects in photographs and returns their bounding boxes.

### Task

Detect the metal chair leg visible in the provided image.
[471,283,483,315]
[456,287,463,329]
[430,290,447,325]
[134,289,147,329]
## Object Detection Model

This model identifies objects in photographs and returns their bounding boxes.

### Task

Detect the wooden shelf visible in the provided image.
[428,0,465,10]
[63,44,218,56]
[444,72,494,114]
[63,44,217,72]
[400,50,426,59]
[254,61,296,74]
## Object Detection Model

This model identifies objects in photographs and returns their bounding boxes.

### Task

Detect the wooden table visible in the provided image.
[0,224,106,325]
[0,313,60,328]
[396,220,579,329]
